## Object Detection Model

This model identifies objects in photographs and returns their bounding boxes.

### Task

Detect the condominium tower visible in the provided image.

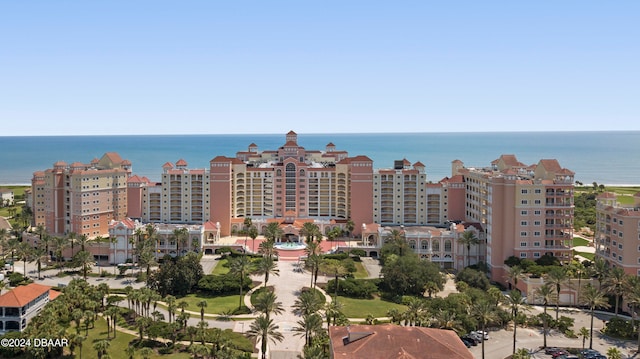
[595,192,640,275]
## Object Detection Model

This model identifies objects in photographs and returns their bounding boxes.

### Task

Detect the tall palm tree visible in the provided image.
[16,241,32,278]
[301,222,321,244]
[581,284,610,349]
[259,238,277,260]
[293,313,323,347]
[568,260,587,307]
[197,300,207,322]
[53,236,69,275]
[325,300,344,329]
[471,300,497,359]
[459,230,479,268]
[534,283,557,348]
[75,250,94,280]
[505,265,525,291]
[604,266,628,317]
[545,266,568,320]
[229,255,253,310]
[246,315,284,359]
[172,227,189,257]
[263,222,283,243]
[591,257,609,289]
[165,294,177,323]
[255,256,279,287]
[248,225,259,253]
[623,276,640,353]
[403,297,426,327]
[92,339,110,359]
[293,290,324,317]
[578,327,590,352]
[504,290,530,355]
[243,217,253,252]
[320,259,348,301]
[253,291,284,321]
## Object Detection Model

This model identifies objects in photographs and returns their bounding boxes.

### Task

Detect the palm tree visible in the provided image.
[607,347,623,359]
[243,217,253,252]
[263,222,283,243]
[471,300,497,359]
[320,259,348,301]
[504,290,530,355]
[403,297,425,327]
[53,236,69,274]
[459,230,479,268]
[293,313,323,347]
[253,290,284,321]
[624,276,640,353]
[581,284,610,349]
[424,281,440,298]
[568,260,587,307]
[92,339,110,359]
[248,225,259,253]
[16,241,32,278]
[259,238,277,260]
[138,347,153,359]
[165,294,177,323]
[578,326,590,351]
[246,315,284,359]
[304,241,321,288]
[534,283,557,348]
[229,255,253,310]
[293,289,324,317]
[255,256,279,287]
[172,227,189,257]
[604,266,627,317]
[505,265,525,291]
[197,300,207,322]
[325,300,345,329]
[33,246,46,279]
[75,250,94,280]
[591,257,609,289]
[545,266,568,320]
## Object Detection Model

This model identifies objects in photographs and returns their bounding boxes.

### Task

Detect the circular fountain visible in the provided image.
[274,242,307,251]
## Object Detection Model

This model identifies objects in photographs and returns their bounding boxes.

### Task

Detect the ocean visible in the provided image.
[1,131,639,186]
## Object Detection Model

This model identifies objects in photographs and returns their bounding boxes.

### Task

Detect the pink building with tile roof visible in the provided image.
[595,192,640,275]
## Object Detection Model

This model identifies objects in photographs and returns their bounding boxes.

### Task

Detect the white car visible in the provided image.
[471,331,489,340]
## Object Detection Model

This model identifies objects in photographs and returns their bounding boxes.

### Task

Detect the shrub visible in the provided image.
[197,274,252,295]
[349,249,367,257]
[504,256,521,267]
[326,278,379,299]
[455,268,490,290]
[536,254,560,266]
[603,317,636,339]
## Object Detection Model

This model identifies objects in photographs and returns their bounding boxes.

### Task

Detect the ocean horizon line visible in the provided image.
[1,129,639,138]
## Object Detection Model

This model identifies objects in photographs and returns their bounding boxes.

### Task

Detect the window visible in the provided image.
[534,231,541,237]
[521,210,528,215]
[534,252,541,258]
[619,244,623,250]
[533,241,541,247]
[521,189,528,194]
[520,252,527,258]
[619,232,623,238]
[534,210,541,215]
[520,231,527,237]
[521,200,528,205]
[521,221,528,226]
[535,189,542,194]
[534,200,541,205]
[534,221,541,226]
[620,220,624,225]
[520,242,527,247]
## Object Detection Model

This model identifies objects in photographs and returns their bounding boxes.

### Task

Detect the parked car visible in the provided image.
[458,337,472,348]
[556,355,579,359]
[545,347,562,355]
[551,350,570,358]
[471,330,489,340]
[460,335,479,346]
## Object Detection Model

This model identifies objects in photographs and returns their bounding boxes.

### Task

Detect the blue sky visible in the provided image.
[1,1,638,135]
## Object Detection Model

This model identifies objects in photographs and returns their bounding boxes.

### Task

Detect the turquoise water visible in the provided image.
[1,131,639,185]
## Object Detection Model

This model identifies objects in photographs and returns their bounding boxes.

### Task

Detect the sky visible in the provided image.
[1,1,638,136]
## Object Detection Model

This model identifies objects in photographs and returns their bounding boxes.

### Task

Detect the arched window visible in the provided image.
[421,240,428,250]
[409,240,416,249]
[444,240,452,252]
[432,240,440,252]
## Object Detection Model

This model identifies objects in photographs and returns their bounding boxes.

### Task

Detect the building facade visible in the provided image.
[209,131,373,236]
[595,192,640,275]
[452,154,575,282]
[0,283,59,334]
[31,153,131,238]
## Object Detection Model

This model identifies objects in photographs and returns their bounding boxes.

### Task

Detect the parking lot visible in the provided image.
[467,307,638,359]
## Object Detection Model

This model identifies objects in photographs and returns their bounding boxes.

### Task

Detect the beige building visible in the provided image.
[453,155,575,283]
[595,192,640,275]
[31,153,131,238]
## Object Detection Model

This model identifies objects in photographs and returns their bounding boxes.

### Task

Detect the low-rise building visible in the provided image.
[0,283,60,334]
[329,324,473,359]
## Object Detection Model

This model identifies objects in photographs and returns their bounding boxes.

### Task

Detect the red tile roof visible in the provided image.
[329,324,473,359]
[176,159,188,166]
[0,283,52,307]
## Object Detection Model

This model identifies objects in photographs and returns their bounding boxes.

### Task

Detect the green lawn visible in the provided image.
[353,262,369,279]
[72,317,191,359]
[250,286,273,306]
[211,258,230,275]
[574,251,595,261]
[336,296,406,318]
[573,237,589,247]
[179,293,249,315]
